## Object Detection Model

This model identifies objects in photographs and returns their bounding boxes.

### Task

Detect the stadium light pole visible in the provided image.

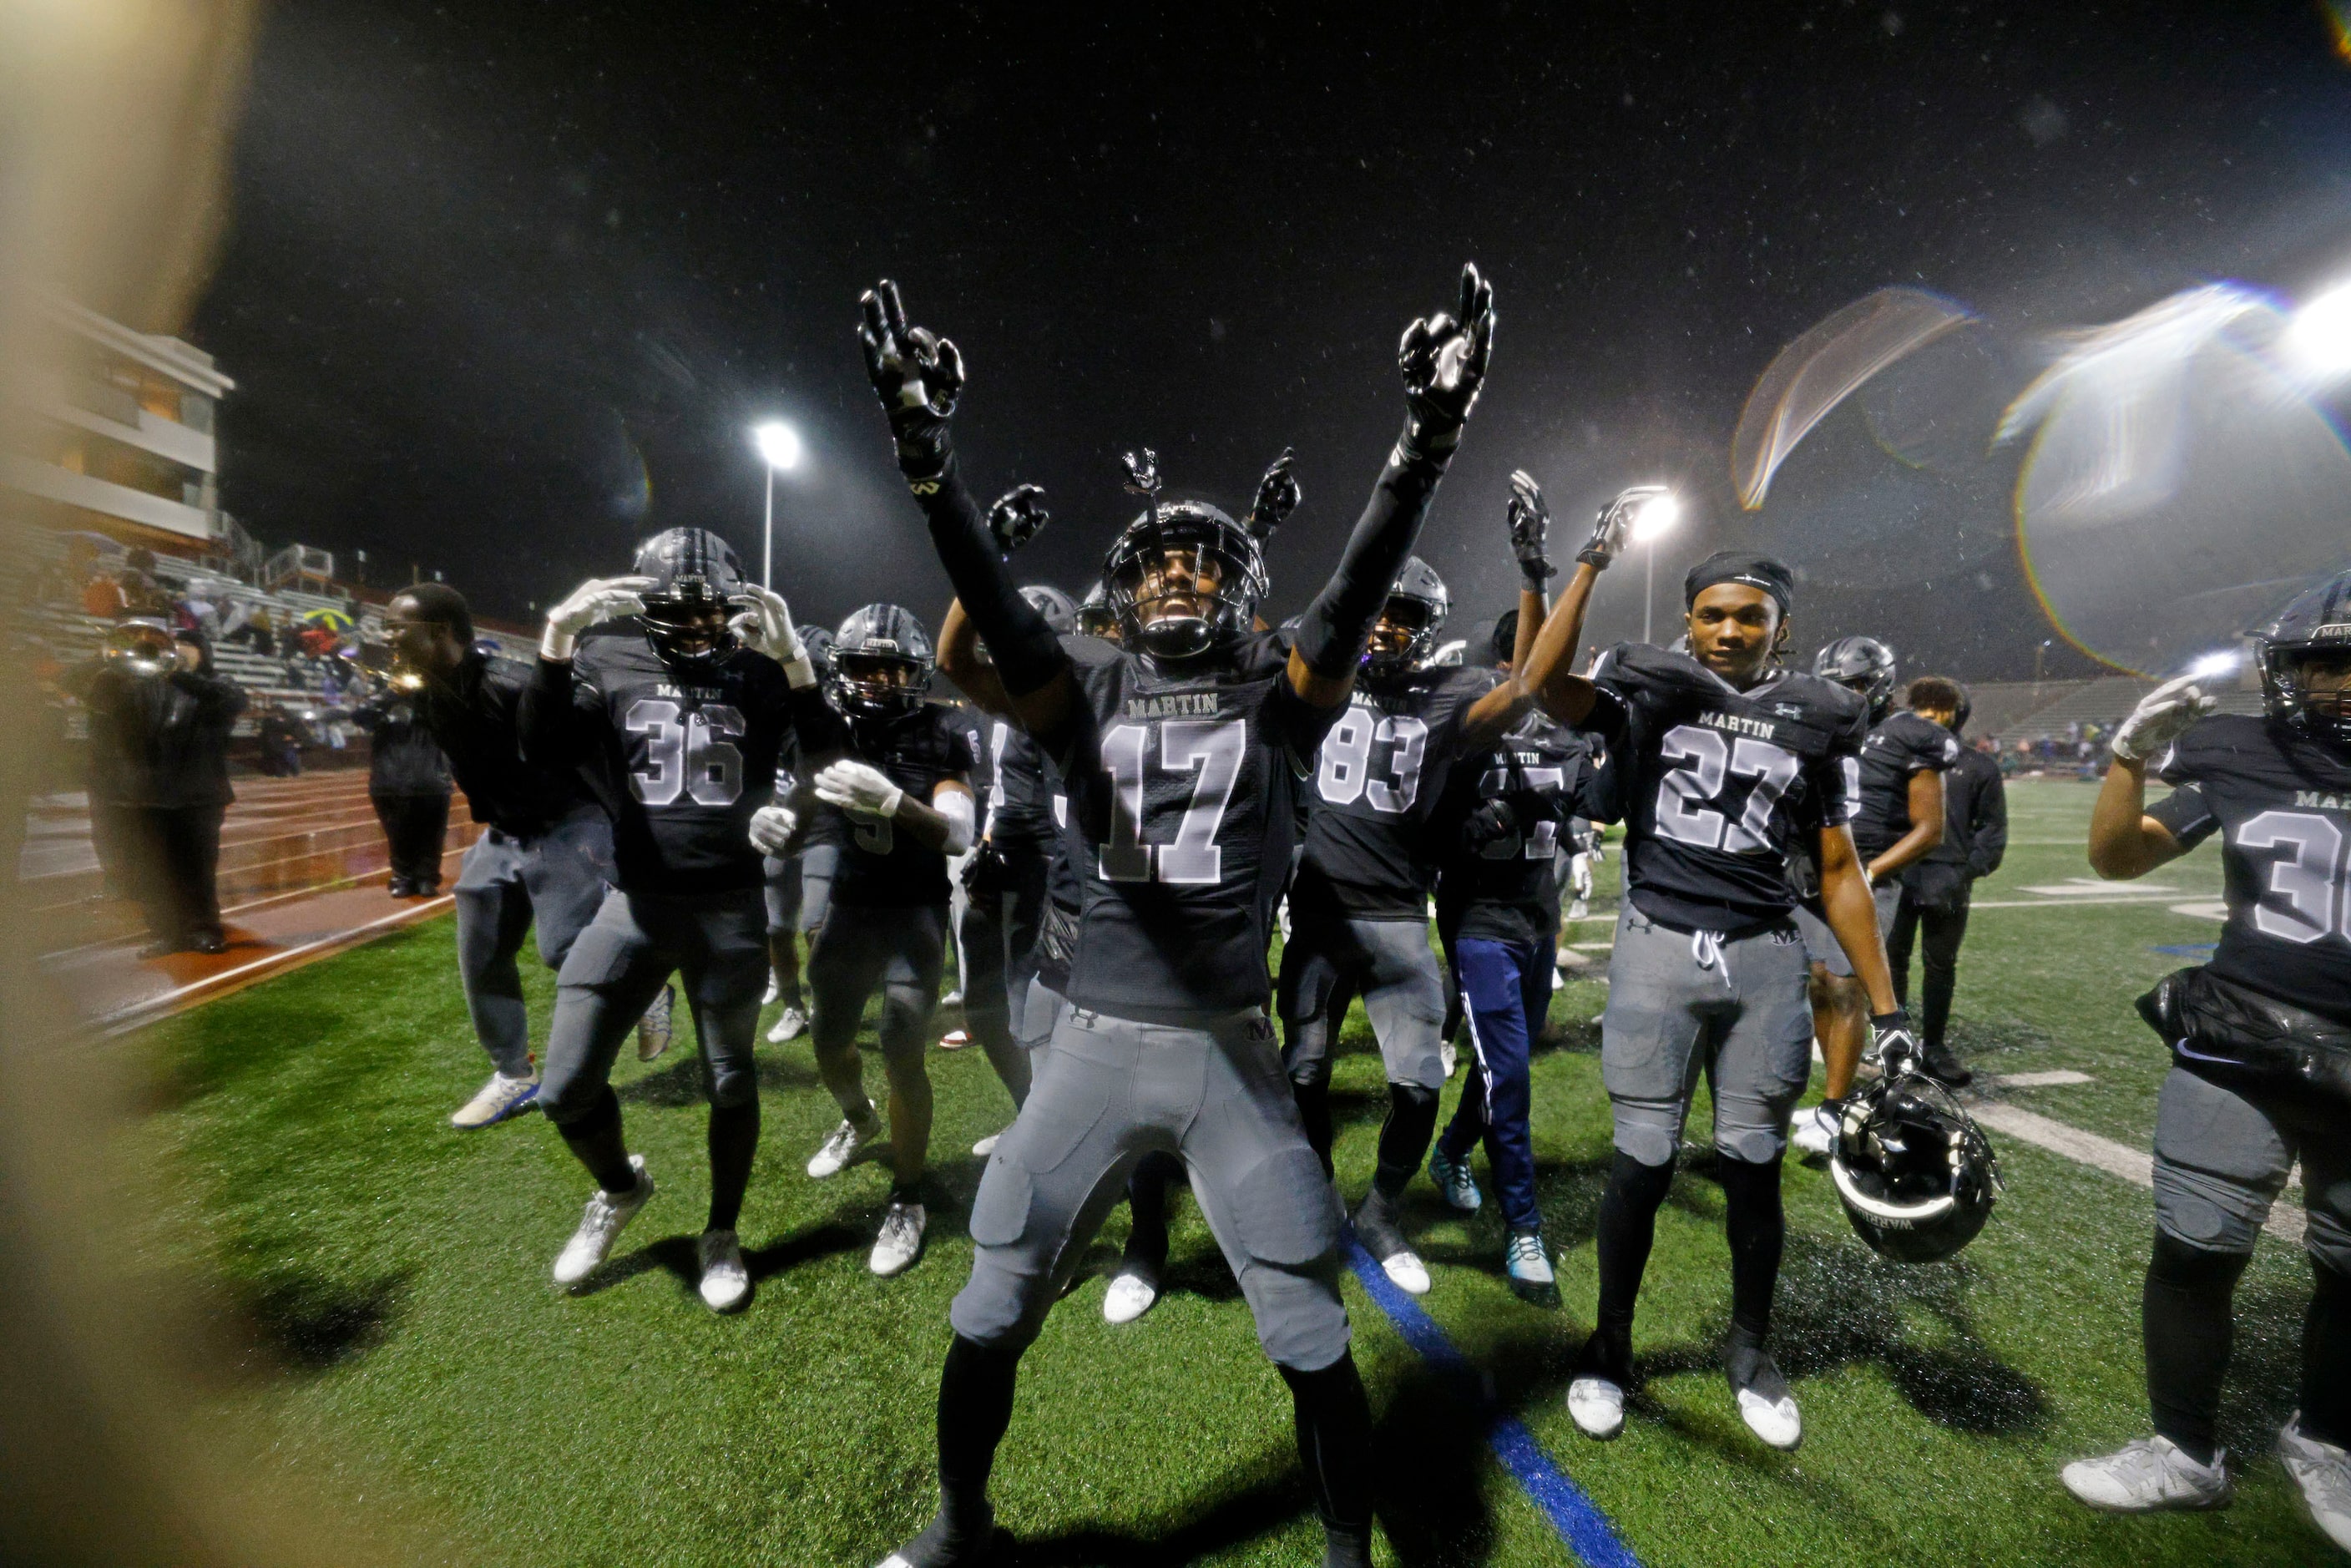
[752,420,803,588]
[1632,490,1681,645]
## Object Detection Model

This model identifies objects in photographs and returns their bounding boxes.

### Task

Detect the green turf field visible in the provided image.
[129,778,2338,1565]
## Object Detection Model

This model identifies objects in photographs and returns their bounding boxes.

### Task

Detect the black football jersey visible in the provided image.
[1437,709,1595,945]
[812,703,976,908]
[1580,642,1868,933]
[527,629,841,896]
[993,724,1057,847]
[2147,715,2351,1023]
[1051,630,1336,1019]
[1295,664,1503,919]
[1850,709,1961,857]
[946,705,994,824]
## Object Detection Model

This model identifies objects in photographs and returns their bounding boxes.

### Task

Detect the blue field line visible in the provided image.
[1345,1242,1641,1568]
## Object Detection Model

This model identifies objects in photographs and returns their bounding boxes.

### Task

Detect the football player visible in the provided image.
[859,266,1492,1568]
[1883,677,2005,1086]
[1787,635,1954,1162]
[1518,542,1914,1452]
[518,529,841,1312]
[796,604,978,1277]
[1277,473,1553,1297]
[2063,569,2351,1551]
[382,584,624,1130]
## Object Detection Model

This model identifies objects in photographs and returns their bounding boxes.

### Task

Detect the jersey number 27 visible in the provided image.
[1651,724,1807,852]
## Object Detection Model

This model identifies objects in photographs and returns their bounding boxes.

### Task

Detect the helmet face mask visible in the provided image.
[1076,580,1121,642]
[1364,557,1449,675]
[1813,635,1898,720]
[2257,569,2351,749]
[828,604,934,721]
[1829,1069,2002,1264]
[632,528,747,665]
[1102,503,1267,660]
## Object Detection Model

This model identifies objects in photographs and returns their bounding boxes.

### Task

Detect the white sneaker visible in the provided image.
[450,1069,538,1129]
[636,984,675,1062]
[1439,1041,1459,1078]
[552,1156,652,1285]
[938,1029,971,1050]
[1552,966,1565,991]
[1568,897,1590,921]
[942,987,963,1007]
[2278,1414,2351,1550]
[1737,1386,1802,1450]
[807,1115,879,1179]
[972,1128,1008,1157]
[1428,1150,1482,1213]
[697,1228,750,1313]
[762,974,779,1006]
[2061,1435,2232,1512]
[870,1200,927,1277]
[1568,1377,1625,1440]
[1792,1104,1838,1159]
[1104,1271,1160,1324]
[1505,1230,1555,1290]
[766,1004,806,1044]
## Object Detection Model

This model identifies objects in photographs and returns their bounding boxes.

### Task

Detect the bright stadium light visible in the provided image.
[753,420,802,471]
[2186,648,2242,680]
[2285,280,2351,381]
[1631,488,1681,542]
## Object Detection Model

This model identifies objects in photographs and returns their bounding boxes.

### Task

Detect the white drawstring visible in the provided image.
[1690,929,1732,989]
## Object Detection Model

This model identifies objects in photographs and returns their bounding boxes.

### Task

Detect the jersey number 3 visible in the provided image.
[1100,720,1245,885]
[2235,810,2351,945]
[1651,724,1802,852]
[624,700,746,808]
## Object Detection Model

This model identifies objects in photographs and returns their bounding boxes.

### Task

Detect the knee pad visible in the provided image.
[1610,1096,1688,1168]
[705,1057,759,1109]
[543,1079,618,1132]
[2151,1228,2254,1292]
[1715,1098,1793,1165]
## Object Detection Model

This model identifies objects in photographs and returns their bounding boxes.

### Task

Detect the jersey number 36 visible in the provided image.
[625,699,746,808]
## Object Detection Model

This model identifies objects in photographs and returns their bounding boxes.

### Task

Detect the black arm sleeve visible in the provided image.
[897,423,1067,701]
[786,679,852,768]
[1292,438,1449,679]
[518,656,590,768]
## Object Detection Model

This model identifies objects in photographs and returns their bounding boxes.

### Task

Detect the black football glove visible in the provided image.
[1120,447,1162,501]
[1398,263,1496,460]
[987,483,1049,558]
[1869,1009,1923,1077]
[1507,468,1553,584]
[1462,797,1519,852]
[1247,447,1302,543]
[960,843,1010,898]
[1578,483,1672,569]
[857,279,965,475]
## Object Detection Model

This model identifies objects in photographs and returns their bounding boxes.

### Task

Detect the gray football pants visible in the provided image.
[951,1005,1352,1371]
[1277,913,1448,1090]
[1600,905,1814,1166]
[452,809,615,1078]
[536,886,769,1121]
[807,902,948,1065]
[2153,1065,2351,1272]
[1791,879,1900,979]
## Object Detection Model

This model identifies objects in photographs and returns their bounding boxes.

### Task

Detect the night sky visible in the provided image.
[190,2,2351,675]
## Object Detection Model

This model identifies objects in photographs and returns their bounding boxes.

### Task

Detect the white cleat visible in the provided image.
[1380,1250,1432,1295]
[1737,1386,1803,1450]
[1428,1149,1482,1213]
[806,1116,880,1179]
[1567,1377,1625,1441]
[1792,1103,1838,1159]
[1439,1040,1459,1078]
[762,974,779,1006]
[766,1004,807,1044]
[1103,1272,1160,1324]
[870,1200,927,1277]
[2278,1414,2351,1550]
[971,1128,1008,1157]
[450,1069,539,1130]
[2061,1435,2232,1513]
[941,987,963,1008]
[696,1228,750,1313]
[636,984,675,1062]
[552,1155,652,1286]
[938,1029,971,1050]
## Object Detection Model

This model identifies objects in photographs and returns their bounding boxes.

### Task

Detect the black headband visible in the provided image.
[1683,550,1795,616]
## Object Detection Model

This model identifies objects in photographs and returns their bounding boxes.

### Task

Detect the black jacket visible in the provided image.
[1901,740,2007,909]
[414,648,592,837]
[83,664,246,810]
[352,695,453,797]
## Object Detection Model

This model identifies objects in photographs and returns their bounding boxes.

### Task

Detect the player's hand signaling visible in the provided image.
[1507,469,1554,584]
[858,279,964,477]
[988,483,1050,557]
[1579,484,1671,570]
[2111,674,2220,762]
[541,575,656,661]
[1398,262,1496,458]
[728,585,817,685]
[814,759,904,822]
[746,804,799,857]
[1247,448,1303,542]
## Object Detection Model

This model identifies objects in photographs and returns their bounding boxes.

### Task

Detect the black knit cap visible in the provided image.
[1683,550,1795,616]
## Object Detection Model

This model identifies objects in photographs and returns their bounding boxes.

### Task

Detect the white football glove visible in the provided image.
[728,586,815,686]
[746,804,799,857]
[2111,675,2219,762]
[541,575,655,661]
[815,760,903,822]
[1570,852,1594,902]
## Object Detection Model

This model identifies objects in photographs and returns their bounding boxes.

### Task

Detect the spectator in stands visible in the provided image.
[80,570,129,619]
[227,604,276,657]
[1887,676,2008,1087]
[83,626,245,956]
[255,701,303,777]
[352,676,453,897]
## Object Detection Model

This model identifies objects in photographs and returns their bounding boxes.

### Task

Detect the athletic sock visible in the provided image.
[1291,1071,1335,1176]
[1372,1082,1440,1201]
[1277,1353,1376,1568]
[2144,1230,2251,1466]
[1122,1152,1178,1279]
[1594,1151,1676,1343]
[937,1334,1022,1534]
[705,1098,760,1232]
[2302,1257,2351,1449]
[1724,1321,1789,1403]
[555,1085,638,1195]
[1716,1152,1786,1342]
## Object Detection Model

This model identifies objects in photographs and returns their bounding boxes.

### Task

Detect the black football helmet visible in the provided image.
[1814,635,1898,721]
[1363,556,1450,675]
[1949,679,1974,736]
[830,603,933,720]
[2256,566,2351,749]
[632,528,746,665]
[1021,584,1079,636]
[1076,581,1120,641]
[1101,499,1269,659]
[1830,1060,2003,1263]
